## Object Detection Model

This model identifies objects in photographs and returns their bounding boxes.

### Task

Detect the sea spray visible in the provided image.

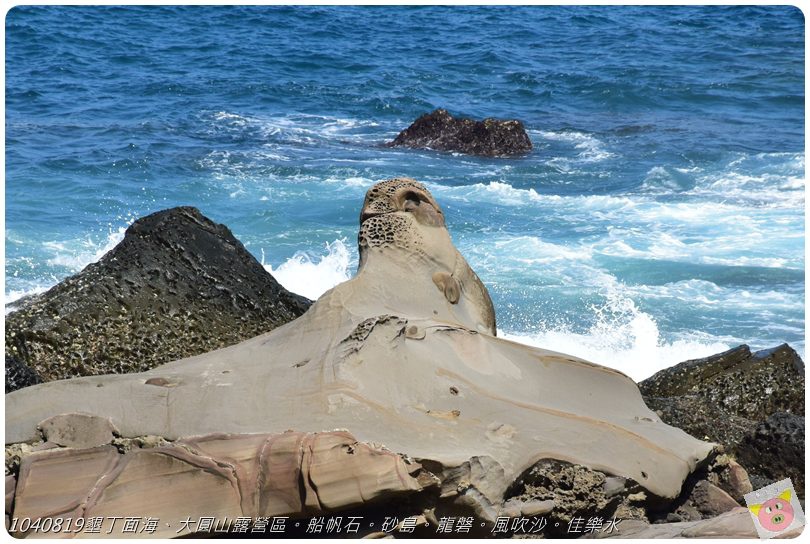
[264,239,353,300]
[44,226,128,270]
[6,6,804,376]
[500,287,734,382]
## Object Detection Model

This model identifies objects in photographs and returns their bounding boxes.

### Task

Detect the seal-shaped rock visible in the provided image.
[5,206,311,389]
[357,177,496,334]
[387,108,532,157]
[7,178,715,510]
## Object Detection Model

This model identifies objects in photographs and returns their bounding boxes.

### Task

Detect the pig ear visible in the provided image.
[779,489,792,501]
[749,503,762,516]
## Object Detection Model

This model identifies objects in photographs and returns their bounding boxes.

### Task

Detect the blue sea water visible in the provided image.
[4,5,805,380]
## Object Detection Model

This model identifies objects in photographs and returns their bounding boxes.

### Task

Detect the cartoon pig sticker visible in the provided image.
[749,489,794,532]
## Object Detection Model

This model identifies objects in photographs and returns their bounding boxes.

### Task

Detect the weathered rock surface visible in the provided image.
[6,179,720,538]
[649,454,754,526]
[640,344,804,420]
[640,395,752,450]
[5,355,41,394]
[736,412,804,496]
[5,206,311,391]
[37,413,119,449]
[640,344,805,498]
[387,109,532,157]
[504,459,647,537]
[706,455,754,504]
[667,479,741,522]
[9,430,427,538]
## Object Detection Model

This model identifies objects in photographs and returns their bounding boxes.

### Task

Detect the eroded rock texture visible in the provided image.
[736,412,804,496]
[7,179,722,538]
[640,344,804,419]
[8,431,427,538]
[640,344,805,499]
[5,206,311,391]
[387,109,532,157]
[503,459,648,537]
[5,355,41,394]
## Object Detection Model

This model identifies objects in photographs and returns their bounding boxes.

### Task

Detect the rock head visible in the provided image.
[388,109,533,157]
[5,180,715,537]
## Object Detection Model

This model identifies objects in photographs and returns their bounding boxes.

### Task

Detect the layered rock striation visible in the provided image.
[5,179,719,538]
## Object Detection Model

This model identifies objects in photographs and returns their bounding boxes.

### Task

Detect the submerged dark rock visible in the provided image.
[5,206,311,390]
[387,108,532,157]
[640,344,805,499]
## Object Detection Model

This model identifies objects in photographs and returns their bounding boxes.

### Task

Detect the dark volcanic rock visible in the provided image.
[648,456,750,524]
[4,355,41,394]
[677,480,740,521]
[735,412,804,498]
[706,455,753,503]
[640,344,804,420]
[640,344,805,500]
[5,207,311,390]
[387,108,532,157]
[642,395,754,447]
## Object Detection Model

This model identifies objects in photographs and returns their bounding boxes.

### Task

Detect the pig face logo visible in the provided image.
[749,489,794,533]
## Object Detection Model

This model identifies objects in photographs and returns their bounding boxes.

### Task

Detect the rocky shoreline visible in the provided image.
[5,207,311,392]
[4,185,805,539]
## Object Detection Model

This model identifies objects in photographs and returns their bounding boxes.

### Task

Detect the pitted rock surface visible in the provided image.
[7,179,718,537]
[387,109,532,157]
[5,206,311,389]
[735,412,804,498]
[504,459,647,537]
[640,344,804,420]
[4,355,41,394]
[639,343,804,500]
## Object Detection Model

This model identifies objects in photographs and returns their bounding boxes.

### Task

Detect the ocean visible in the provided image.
[5,5,805,380]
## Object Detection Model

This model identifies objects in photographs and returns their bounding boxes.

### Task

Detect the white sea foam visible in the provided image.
[6,223,132,313]
[431,181,545,205]
[437,175,803,270]
[502,327,733,382]
[535,129,615,162]
[207,110,382,145]
[499,285,735,382]
[322,175,376,188]
[263,239,353,300]
[44,226,128,271]
[5,286,49,314]
[626,280,804,311]
[490,235,593,265]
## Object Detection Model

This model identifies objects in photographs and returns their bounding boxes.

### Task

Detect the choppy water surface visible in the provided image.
[5,6,804,379]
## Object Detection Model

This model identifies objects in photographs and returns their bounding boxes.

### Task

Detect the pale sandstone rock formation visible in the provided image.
[6,178,715,537]
[10,431,426,538]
